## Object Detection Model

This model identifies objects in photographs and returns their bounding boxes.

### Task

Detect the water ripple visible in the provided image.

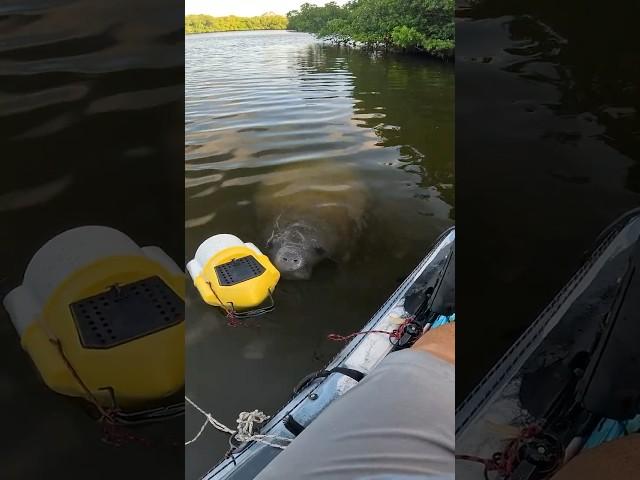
[185,31,453,234]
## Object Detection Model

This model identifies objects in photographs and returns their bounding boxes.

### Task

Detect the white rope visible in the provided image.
[185,396,291,450]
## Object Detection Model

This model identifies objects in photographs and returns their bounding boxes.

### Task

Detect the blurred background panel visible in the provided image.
[0,0,184,477]
[456,0,640,401]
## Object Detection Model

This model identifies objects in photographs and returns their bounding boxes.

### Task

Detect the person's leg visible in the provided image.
[549,434,640,480]
[412,322,455,364]
[255,324,455,480]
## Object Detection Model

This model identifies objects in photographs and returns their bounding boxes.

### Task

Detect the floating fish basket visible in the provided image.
[187,234,280,317]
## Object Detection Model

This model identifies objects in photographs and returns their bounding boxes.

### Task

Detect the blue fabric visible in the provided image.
[584,414,640,448]
[431,313,454,328]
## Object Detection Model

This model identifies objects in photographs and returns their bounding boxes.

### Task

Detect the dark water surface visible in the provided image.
[1,0,183,477]
[457,1,640,402]
[185,30,453,479]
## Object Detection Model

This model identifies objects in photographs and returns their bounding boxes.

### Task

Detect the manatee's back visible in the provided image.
[255,161,367,225]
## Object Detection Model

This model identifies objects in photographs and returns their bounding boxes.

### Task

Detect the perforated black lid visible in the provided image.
[70,276,183,349]
[215,255,265,286]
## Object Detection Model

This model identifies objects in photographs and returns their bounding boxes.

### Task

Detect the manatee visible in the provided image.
[255,161,367,280]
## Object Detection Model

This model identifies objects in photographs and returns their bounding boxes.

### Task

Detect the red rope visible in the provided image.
[327,317,414,342]
[225,310,244,327]
[207,282,246,327]
[101,419,152,447]
[456,424,543,477]
[49,336,164,447]
[100,414,181,448]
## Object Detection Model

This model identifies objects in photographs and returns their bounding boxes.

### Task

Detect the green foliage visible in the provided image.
[185,13,288,34]
[391,26,425,49]
[287,0,454,57]
[321,18,353,42]
[287,2,350,34]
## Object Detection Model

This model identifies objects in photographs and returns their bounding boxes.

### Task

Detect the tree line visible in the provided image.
[185,14,288,33]
[287,0,454,58]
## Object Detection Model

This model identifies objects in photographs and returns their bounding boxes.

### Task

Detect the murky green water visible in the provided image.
[185,30,453,479]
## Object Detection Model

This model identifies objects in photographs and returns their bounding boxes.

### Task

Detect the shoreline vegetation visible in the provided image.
[186,0,453,59]
[185,13,287,33]
[288,1,453,59]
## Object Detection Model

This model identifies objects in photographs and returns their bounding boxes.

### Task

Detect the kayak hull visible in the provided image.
[205,227,455,480]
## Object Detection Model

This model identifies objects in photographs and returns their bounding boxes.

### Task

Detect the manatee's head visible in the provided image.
[265,220,331,280]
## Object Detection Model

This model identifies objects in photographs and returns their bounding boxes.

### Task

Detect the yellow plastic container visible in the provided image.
[3,226,184,410]
[187,234,280,312]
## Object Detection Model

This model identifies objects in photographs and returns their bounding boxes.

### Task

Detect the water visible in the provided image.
[185,30,453,479]
[0,1,183,477]
[456,1,640,401]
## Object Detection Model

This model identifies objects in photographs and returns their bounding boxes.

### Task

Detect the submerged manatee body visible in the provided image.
[256,162,367,280]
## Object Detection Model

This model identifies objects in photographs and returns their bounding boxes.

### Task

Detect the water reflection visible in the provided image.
[457,1,640,400]
[346,49,455,209]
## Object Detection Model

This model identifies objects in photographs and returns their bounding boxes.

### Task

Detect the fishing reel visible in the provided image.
[394,234,455,350]
[506,432,564,480]
[392,320,424,348]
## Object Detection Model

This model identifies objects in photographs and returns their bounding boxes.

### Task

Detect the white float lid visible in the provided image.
[186,234,262,280]
[3,226,180,336]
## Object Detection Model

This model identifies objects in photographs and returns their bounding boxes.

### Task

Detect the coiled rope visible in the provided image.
[185,396,291,450]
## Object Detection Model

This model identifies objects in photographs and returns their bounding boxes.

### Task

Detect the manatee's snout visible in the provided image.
[266,221,329,280]
[272,246,311,280]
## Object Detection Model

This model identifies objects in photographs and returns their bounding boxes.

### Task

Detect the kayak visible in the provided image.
[204,226,455,480]
[456,209,640,480]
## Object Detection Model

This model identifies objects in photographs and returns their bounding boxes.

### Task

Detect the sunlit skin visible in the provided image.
[413,324,639,479]
[549,434,640,479]
[412,322,455,365]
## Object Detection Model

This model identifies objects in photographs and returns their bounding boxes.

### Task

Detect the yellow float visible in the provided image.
[187,234,280,316]
[3,226,184,417]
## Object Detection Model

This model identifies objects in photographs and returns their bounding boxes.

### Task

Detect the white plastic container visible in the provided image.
[186,234,262,281]
[3,225,181,337]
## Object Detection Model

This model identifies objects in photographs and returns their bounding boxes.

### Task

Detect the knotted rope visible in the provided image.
[40,317,164,446]
[206,282,247,327]
[456,424,547,479]
[327,316,414,342]
[185,396,291,450]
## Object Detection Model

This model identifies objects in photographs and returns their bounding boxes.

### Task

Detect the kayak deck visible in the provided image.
[205,227,455,480]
